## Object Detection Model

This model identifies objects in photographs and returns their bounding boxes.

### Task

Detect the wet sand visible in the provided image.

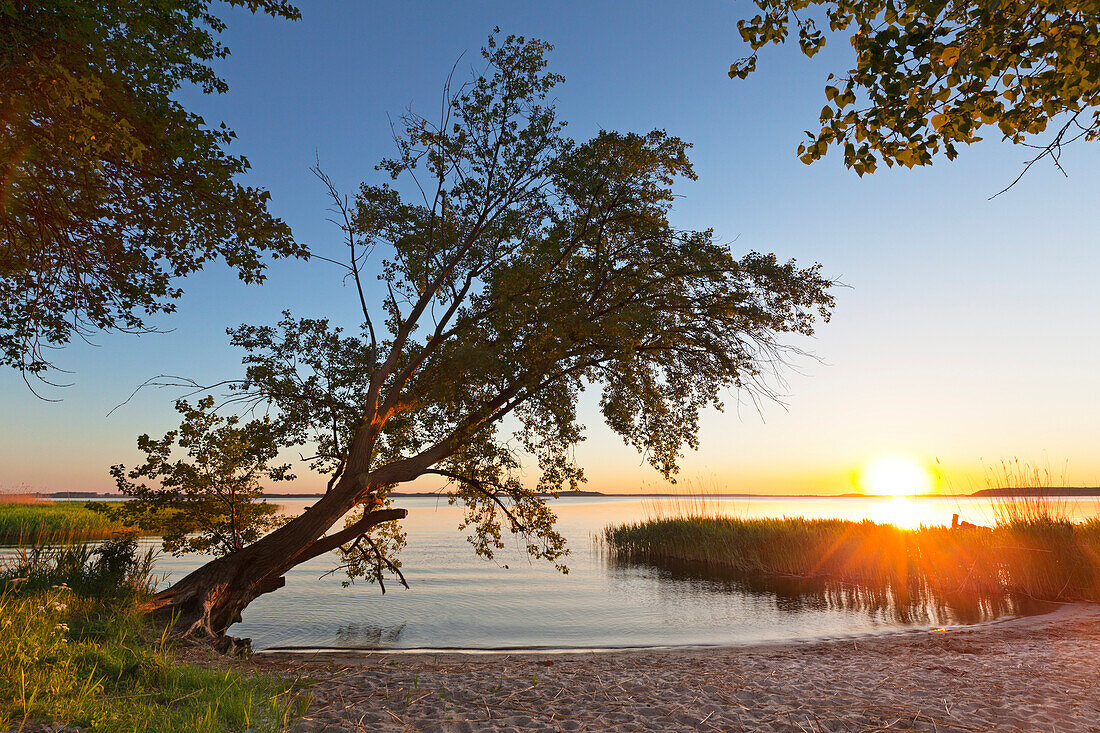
[259,603,1100,732]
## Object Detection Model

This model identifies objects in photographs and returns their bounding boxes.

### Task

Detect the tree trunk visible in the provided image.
[143,470,407,644]
[142,397,454,648]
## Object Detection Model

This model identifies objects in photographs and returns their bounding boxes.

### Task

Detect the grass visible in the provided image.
[0,500,131,544]
[0,538,311,732]
[604,507,1100,604]
[0,498,177,545]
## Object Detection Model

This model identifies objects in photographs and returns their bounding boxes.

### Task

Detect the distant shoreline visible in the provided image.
[24,487,1100,500]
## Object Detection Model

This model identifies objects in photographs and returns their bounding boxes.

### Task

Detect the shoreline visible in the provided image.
[255,600,1064,658]
[258,602,1100,732]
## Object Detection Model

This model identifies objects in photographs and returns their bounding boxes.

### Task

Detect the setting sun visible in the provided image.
[860,455,933,496]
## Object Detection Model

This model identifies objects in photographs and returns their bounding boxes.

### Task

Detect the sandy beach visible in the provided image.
[255,602,1100,732]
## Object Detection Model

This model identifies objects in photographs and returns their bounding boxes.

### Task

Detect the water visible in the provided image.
[142,494,1089,651]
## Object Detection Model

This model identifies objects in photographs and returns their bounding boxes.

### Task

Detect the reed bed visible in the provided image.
[0,500,131,544]
[604,512,1100,603]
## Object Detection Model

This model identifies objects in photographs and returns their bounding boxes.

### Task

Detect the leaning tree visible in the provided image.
[146,33,835,642]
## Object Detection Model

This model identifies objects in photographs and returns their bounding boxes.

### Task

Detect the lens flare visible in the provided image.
[861,455,932,497]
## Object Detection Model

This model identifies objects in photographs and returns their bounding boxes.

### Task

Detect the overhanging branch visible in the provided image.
[297,507,407,563]
[425,469,529,533]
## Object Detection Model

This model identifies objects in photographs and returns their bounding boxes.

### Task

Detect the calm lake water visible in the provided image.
[139,495,1093,652]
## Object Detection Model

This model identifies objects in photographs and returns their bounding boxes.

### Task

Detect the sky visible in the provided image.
[2,0,1098,496]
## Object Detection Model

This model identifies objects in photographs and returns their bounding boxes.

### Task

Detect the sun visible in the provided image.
[860,455,932,497]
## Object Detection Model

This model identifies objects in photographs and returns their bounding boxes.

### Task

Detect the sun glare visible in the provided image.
[861,455,932,497]
[871,496,938,529]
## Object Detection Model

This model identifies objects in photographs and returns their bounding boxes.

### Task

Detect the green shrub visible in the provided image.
[0,535,156,598]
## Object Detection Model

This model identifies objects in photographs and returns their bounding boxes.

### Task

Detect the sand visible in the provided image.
[259,603,1100,732]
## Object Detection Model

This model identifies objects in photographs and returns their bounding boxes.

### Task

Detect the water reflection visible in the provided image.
[335,621,406,646]
[604,554,1053,628]
[868,496,940,529]
[143,496,1087,650]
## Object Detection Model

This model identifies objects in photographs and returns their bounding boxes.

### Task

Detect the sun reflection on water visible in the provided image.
[870,496,941,529]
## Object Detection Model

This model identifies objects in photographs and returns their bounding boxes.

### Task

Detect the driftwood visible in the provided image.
[950,513,982,530]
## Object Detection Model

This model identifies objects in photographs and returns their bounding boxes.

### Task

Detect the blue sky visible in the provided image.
[3,0,1098,494]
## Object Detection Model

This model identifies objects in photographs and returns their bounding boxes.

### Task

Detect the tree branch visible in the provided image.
[296,507,407,563]
[425,469,529,532]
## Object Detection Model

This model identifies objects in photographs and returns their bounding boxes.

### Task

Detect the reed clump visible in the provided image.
[0,500,129,544]
[0,538,309,732]
[604,512,1100,603]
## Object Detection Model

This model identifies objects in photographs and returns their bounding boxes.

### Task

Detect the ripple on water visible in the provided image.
[144,496,1067,651]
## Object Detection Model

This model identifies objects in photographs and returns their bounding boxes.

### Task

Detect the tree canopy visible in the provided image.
[147,33,836,638]
[731,0,1100,182]
[111,396,289,556]
[0,0,306,385]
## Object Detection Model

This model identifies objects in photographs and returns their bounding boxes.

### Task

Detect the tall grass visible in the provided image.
[0,534,160,597]
[605,512,1100,604]
[609,461,1100,605]
[0,538,310,732]
[971,458,1074,523]
[0,501,129,544]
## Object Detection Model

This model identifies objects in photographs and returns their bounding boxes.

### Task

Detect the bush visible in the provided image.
[0,535,156,599]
